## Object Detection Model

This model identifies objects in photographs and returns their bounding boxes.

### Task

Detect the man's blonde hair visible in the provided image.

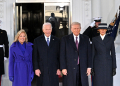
[14,29,28,42]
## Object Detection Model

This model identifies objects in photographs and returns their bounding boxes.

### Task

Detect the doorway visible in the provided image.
[15,3,44,43]
[14,2,70,43]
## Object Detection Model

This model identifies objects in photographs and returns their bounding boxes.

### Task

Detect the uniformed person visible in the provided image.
[0,20,9,86]
[83,17,102,42]
[46,13,59,37]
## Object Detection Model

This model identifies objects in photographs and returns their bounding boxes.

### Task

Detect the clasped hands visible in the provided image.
[35,69,61,77]
[62,68,91,76]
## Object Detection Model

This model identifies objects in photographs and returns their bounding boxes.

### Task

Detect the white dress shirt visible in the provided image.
[73,34,80,43]
[100,34,106,40]
[44,35,51,42]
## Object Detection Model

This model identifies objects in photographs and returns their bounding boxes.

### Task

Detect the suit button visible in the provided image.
[22,58,25,60]
[73,68,75,69]
[74,59,76,61]
[75,51,77,52]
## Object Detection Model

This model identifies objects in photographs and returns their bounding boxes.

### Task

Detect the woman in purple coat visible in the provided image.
[9,29,34,86]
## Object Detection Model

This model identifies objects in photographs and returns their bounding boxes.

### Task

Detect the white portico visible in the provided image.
[0,0,120,86]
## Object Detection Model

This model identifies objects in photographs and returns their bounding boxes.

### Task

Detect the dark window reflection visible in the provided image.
[16,3,44,43]
[45,6,69,38]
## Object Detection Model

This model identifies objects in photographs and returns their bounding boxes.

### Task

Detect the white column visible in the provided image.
[0,0,10,86]
[114,22,120,86]
[91,0,101,18]
[72,0,82,24]
[101,0,115,23]
[115,0,120,12]
[72,0,92,33]
[1,0,15,86]
[114,1,120,86]
[114,34,120,86]
[81,0,92,33]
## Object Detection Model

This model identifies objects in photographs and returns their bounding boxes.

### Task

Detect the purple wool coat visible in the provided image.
[9,42,34,86]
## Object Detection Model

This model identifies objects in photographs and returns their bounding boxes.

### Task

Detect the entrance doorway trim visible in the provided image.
[13,0,72,37]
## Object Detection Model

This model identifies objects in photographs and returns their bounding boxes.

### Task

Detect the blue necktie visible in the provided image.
[47,38,49,46]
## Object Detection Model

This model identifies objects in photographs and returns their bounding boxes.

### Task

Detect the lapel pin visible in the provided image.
[53,39,54,40]
[1,32,3,33]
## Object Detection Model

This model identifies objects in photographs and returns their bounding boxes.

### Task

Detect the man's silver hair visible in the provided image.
[42,22,52,29]
[71,22,81,28]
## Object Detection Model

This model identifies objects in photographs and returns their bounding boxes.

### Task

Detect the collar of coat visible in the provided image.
[38,34,57,48]
[93,35,112,46]
[11,42,33,48]
[68,33,85,50]
[10,42,33,57]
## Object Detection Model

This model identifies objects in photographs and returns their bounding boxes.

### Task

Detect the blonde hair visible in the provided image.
[71,22,81,28]
[14,29,28,42]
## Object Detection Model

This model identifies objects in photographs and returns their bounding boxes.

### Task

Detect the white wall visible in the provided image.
[114,0,120,84]
[101,0,115,24]
[72,0,92,33]
[114,34,120,86]
[1,0,15,86]
[1,0,120,86]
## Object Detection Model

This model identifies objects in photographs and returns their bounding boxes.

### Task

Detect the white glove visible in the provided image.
[90,21,95,27]
[4,57,7,61]
[90,41,92,44]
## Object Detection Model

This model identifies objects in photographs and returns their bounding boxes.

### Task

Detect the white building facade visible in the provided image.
[0,0,120,86]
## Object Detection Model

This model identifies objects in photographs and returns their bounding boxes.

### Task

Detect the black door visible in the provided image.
[16,3,44,43]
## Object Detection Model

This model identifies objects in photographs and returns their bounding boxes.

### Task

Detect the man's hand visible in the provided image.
[86,68,91,76]
[35,69,41,77]
[56,69,61,75]
[62,69,67,76]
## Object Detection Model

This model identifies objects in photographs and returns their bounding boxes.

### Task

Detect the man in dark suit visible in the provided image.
[0,20,9,86]
[33,22,61,86]
[60,22,92,86]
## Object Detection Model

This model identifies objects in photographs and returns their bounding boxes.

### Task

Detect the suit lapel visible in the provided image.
[41,35,49,47]
[95,36,105,46]
[69,34,77,50]
[103,35,110,44]
[78,34,84,50]
[49,35,55,48]
[24,43,32,57]
[41,35,55,48]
